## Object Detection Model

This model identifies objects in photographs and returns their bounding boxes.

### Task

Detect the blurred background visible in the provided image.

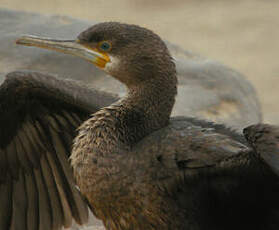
[0,0,278,123]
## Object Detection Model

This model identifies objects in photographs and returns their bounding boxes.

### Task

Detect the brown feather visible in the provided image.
[33,166,52,230]
[45,151,73,228]
[40,153,63,230]
[49,123,88,225]
[10,171,27,230]
[25,171,39,230]
[0,180,12,229]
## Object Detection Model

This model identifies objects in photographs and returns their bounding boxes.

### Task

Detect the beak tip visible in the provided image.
[15,35,40,46]
[15,38,22,45]
[15,36,29,46]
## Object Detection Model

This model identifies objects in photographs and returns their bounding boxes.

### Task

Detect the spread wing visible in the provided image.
[0,71,118,230]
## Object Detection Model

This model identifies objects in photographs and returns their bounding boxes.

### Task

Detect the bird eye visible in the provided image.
[99,41,111,51]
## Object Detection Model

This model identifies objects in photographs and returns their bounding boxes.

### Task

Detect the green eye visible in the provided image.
[99,41,111,51]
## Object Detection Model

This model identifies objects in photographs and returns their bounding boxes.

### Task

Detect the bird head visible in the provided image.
[16,22,176,88]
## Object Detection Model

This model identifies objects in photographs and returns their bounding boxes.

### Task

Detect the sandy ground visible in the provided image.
[0,0,278,123]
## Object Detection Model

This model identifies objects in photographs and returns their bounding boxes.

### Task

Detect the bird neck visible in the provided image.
[100,73,177,147]
[122,73,177,141]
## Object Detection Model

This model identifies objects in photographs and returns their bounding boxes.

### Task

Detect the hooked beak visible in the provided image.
[16,35,110,68]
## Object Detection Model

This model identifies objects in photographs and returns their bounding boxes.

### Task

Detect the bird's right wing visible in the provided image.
[0,71,118,230]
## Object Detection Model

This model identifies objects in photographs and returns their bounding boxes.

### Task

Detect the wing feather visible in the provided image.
[6,142,19,180]
[0,178,12,229]
[33,165,52,230]
[0,71,118,229]
[14,135,33,173]
[10,171,28,230]
[19,121,42,165]
[40,153,63,230]
[45,151,73,228]
[25,171,39,230]
[0,150,8,183]
[48,121,88,224]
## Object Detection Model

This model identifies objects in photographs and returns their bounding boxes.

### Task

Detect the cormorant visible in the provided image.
[0,22,278,230]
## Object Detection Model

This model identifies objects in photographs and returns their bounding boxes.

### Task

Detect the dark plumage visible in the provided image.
[0,71,117,230]
[1,22,278,230]
[244,124,279,177]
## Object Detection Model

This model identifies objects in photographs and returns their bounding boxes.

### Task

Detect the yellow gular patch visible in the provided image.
[83,45,111,68]
[93,50,111,68]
